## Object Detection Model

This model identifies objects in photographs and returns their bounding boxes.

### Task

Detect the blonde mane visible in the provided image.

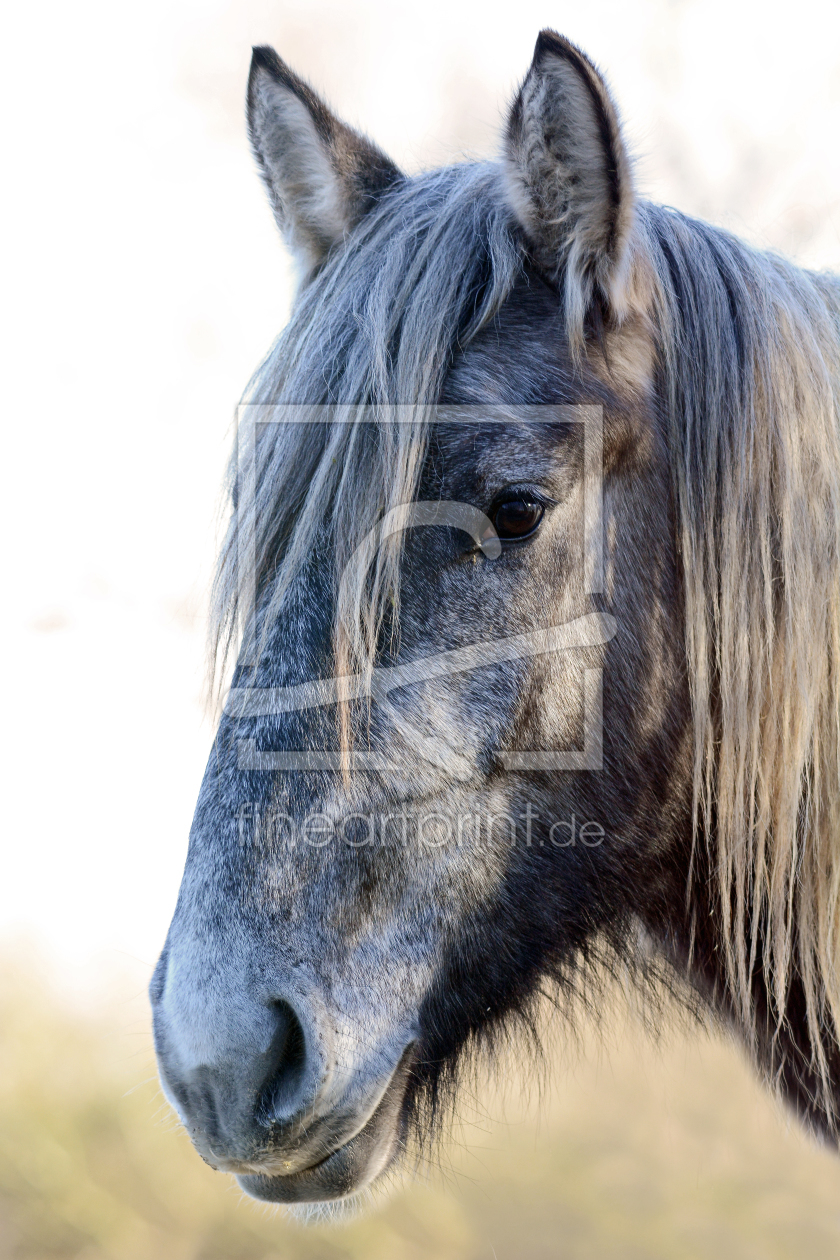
[640,205,840,1105]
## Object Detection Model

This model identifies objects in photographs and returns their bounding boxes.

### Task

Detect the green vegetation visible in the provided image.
[1,956,840,1259]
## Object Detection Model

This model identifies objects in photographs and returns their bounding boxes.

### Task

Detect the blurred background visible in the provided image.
[2,0,840,1255]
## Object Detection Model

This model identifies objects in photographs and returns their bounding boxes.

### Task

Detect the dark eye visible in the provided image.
[492,497,545,540]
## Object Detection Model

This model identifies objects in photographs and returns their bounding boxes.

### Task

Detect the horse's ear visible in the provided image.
[247,46,402,277]
[504,31,635,345]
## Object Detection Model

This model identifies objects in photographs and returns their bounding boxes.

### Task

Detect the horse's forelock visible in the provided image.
[209,162,524,701]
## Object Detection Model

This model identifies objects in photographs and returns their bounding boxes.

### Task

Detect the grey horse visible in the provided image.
[151,31,840,1211]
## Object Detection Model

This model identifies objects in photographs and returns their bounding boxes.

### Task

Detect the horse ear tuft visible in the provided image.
[247,47,402,280]
[503,31,636,350]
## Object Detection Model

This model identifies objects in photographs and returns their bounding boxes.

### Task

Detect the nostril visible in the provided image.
[256,999,308,1126]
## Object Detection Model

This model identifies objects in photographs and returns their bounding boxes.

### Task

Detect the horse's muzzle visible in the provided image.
[150,952,416,1204]
[236,1045,414,1203]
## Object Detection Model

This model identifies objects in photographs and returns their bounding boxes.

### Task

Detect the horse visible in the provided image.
[150,30,840,1213]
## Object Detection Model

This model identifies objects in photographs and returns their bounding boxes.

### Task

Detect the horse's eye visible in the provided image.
[492,497,544,540]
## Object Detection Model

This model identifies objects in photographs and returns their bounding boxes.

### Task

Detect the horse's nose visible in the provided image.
[153,994,317,1167]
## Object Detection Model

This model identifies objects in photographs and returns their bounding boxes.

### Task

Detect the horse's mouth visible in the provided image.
[236,1050,413,1205]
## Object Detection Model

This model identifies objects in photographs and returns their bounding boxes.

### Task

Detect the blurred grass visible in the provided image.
[2,954,840,1259]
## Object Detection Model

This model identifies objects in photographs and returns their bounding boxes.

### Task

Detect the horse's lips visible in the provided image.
[237,1050,413,1204]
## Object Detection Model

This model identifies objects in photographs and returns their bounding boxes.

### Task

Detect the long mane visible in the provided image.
[212,155,840,1109]
[641,204,840,1104]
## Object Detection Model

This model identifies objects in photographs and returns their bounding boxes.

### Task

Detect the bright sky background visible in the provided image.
[2,0,840,991]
